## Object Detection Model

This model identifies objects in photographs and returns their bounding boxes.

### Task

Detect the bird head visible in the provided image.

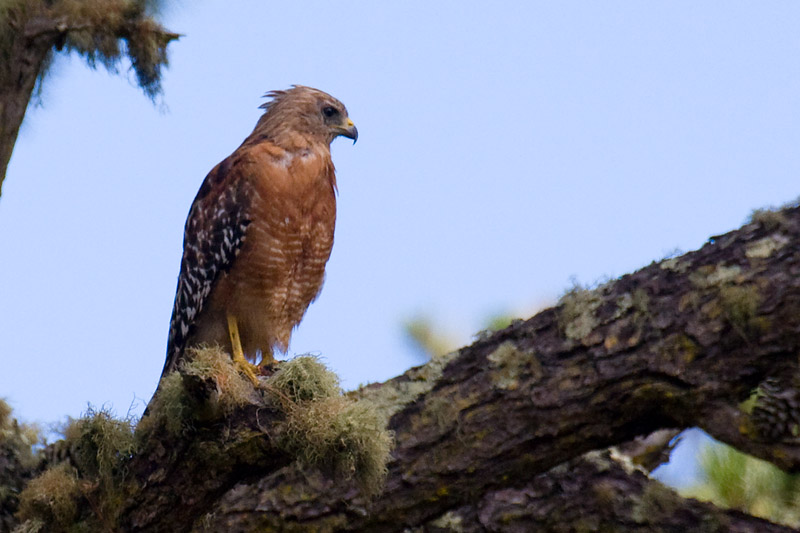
[258,86,358,146]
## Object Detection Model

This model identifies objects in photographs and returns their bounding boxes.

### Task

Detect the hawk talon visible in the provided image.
[227,313,259,386]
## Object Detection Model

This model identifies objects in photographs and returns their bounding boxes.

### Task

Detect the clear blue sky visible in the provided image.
[2,1,799,486]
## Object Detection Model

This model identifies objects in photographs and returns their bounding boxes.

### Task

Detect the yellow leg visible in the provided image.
[259,347,275,367]
[227,312,259,385]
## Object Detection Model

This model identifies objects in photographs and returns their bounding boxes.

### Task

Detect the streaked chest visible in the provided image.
[229,147,337,292]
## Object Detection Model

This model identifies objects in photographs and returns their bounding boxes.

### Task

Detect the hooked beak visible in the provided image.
[338,118,358,144]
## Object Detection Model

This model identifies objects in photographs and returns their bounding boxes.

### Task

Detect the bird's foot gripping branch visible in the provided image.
[12,348,393,533]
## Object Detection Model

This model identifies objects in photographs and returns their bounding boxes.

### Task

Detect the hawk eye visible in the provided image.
[322,106,338,118]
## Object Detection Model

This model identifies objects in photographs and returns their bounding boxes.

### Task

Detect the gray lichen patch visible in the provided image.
[660,257,690,274]
[614,289,650,322]
[718,284,763,339]
[428,509,464,531]
[354,350,459,424]
[558,285,602,341]
[487,341,542,390]
[689,264,743,289]
[745,235,790,260]
[614,292,635,318]
[422,395,461,433]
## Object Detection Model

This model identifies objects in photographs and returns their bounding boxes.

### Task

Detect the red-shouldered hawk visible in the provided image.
[160,86,357,383]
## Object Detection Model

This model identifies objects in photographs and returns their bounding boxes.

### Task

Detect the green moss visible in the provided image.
[16,463,81,531]
[673,334,700,363]
[267,355,340,403]
[265,356,394,496]
[64,407,134,483]
[182,345,255,410]
[136,371,189,438]
[0,400,42,532]
[11,517,46,533]
[138,346,257,439]
[277,396,393,496]
[17,406,138,531]
[0,0,176,100]
[63,407,135,526]
[0,399,40,470]
[424,395,460,432]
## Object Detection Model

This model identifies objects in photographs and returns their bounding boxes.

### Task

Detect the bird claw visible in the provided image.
[227,312,259,386]
[234,358,260,386]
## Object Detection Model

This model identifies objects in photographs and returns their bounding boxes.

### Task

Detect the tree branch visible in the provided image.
[12,206,800,531]
[122,206,800,530]
[0,0,179,196]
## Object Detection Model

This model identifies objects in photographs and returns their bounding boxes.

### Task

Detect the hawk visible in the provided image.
[160,86,357,383]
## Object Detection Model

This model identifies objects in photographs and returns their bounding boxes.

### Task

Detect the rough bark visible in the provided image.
[0,0,179,196]
[9,207,800,532]
[114,206,800,531]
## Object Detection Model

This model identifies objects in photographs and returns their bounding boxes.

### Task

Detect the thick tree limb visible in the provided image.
[115,206,800,531]
[11,207,800,531]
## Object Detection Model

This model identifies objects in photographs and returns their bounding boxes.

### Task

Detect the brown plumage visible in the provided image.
[161,86,357,380]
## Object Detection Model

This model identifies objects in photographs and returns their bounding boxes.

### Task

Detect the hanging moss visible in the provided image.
[15,406,136,532]
[0,399,41,531]
[15,464,81,531]
[0,0,177,99]
[267,357,394,496]
[268,355,341,403]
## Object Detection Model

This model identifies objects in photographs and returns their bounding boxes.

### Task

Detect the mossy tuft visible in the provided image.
[15,406,135,532]
[747,207,789,232]
[0,399,40,471]
[138,346,256,438]
[136,371,189,438]
[1,399,42,532]
[268,355,340,402]
[0,0,177,100]
[16,463,81,531]
[268,356,393,496]
[63,407,135,484]
[182,345,255,410]
[277,396,393,496]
